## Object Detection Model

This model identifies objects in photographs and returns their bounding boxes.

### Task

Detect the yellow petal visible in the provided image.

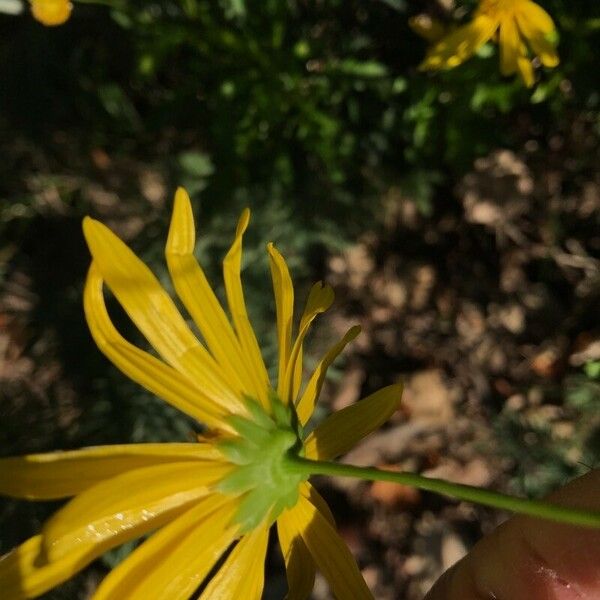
[199,526,269,600]
[277,513,315,600]
[42,461,230,562]
[267,242,294,399]
[30,0,72,26]
[0,535,92,599]
[223,209,271,408]
[82,218,242,412]
[499,16,520,75]
[281,282,334,404]
[420,15,497,70]
[0,443,221,500]
[296,326,361,425]
[301,482,336,526]
[515,2,559,67]
[84,263,232,429]
[518,0,556,35]
[276,482,335,600]
[283,493,373,599]
[91,495,238,600]
[304,383,403,460]
[409,14,447,43]
[166,189,264,404]
[518,55,535,87]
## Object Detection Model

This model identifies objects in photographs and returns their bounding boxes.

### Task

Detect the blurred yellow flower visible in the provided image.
[418,0,559,86]
[0,188,402,599]
[30,0,72,26]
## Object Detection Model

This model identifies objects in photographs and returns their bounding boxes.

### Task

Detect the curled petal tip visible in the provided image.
[236,208,251,236]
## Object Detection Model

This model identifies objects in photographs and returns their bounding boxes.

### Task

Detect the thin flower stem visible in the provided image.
[287,456,600,529]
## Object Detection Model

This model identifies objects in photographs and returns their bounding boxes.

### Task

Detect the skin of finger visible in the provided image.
[425,469,600,600]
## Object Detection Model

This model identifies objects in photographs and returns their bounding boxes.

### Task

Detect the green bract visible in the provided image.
[217,394,307,532]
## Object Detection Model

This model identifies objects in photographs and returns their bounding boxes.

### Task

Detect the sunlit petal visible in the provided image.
[276,482,336,600]
[284,493,373,599]
[41,461,231,562]
[83,217,242,411]
[0,535,91,600]
[199,526,269,600]
[166,188,262,402]
[223,208,271,408]
[282,282,334,404]
[267,242,294,399]
[0,443,221,500]
[84,263,233,429]
[277,513,315,600]
[296,326,361,425]
[304,383,403,460]
[91,495,238,600]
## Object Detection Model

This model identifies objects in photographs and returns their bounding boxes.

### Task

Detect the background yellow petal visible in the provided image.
[84,264,232,429]
[282,282,334,404]
[304,383,403,460]
[166,189,264,403]
[518,55,535,87]
[30,0,72,26]
[420,15,497,70]
[198,526,269,600]
[515,4,559,67]
[296,326,361,426]
[409,14,447,44]
[499,16,520,76]
[223,208,271,408]
[519,0,556,35]
[284,494,373,599]
[83,218,242,412]
[41,461,230,562]
[0,443,221,500]
[267,242,294,399]
[91,495,238,600]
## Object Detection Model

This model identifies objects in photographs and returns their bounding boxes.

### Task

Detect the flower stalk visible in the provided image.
[286,456,600,529]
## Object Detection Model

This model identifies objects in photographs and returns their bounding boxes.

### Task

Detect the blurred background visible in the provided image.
[1,0,599,598]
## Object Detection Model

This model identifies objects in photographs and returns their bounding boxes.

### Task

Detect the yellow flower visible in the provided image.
[0,188,403,599]
[419,0,559,87]
[30,0,72,26]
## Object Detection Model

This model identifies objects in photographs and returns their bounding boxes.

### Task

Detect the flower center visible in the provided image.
[216,393,308,532]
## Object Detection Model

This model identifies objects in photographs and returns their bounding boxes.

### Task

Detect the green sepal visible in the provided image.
[243,395,277,430]
[216,437,255,465]
[228,414,273,446]
[269,390,292,428]
[217,392,307,531]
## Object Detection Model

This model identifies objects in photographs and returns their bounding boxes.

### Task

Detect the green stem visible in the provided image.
[287,456,600,529]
